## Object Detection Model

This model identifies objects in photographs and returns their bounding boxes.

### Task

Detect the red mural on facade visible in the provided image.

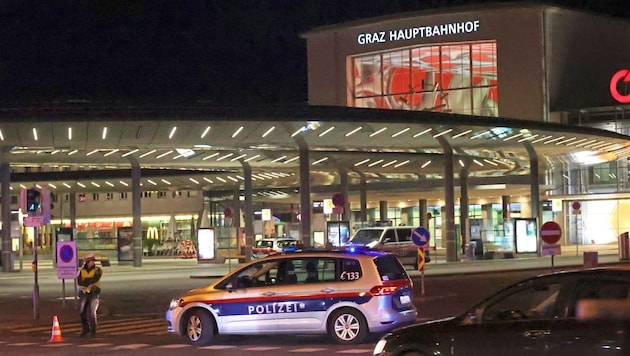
[350,41,498,117]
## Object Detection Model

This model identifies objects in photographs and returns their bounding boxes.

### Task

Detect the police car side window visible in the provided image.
[397,229,412,242]
[383,229,396,244]
[237,261,281,288]
[338,258,362,282]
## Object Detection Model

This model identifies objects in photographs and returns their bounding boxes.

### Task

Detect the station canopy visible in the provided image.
[1,104,628,202]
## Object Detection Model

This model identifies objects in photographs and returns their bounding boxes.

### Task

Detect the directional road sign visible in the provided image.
[412,227,431,247]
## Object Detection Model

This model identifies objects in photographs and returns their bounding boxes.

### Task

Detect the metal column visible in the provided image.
[130,158,142,267]
[438,137,457,262]
[1,155,11,273]
[299,147,311,247]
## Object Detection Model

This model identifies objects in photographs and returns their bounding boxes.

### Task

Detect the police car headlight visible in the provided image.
[169,298,181,310]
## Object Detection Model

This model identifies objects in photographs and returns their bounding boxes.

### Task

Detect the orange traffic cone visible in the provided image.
[48,315,63,343]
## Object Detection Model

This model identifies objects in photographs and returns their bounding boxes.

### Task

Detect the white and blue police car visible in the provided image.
[166,247,417,346]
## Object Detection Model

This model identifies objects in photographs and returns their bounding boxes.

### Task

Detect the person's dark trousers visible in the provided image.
[79,291,100,336]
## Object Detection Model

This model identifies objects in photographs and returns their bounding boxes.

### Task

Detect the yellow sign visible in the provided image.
[417,248,425,271]
[147,226,159,240]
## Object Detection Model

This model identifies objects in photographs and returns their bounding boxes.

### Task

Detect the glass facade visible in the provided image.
[349,41,498,117]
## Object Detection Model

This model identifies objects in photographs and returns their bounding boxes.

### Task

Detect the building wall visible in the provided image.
[305,5,547,121]
[545,8,630,111]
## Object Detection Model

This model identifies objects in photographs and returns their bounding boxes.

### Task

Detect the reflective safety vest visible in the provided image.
[79,268,101,294]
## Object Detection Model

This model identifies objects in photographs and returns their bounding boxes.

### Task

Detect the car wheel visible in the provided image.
[327,308,368,344]
[185,309,215,346]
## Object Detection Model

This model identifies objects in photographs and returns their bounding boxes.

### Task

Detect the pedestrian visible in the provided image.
[77,253,102,337]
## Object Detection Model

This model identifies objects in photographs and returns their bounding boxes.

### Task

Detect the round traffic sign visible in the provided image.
[59,244,74,263]
[332,193,345,207]
[412,227,431,247]
[540,221,562,244]
[572,201,581,211]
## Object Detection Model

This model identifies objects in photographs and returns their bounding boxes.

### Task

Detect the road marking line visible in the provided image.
[244,346,283,351]
[155,344,191,349]
[199,345,237,349]
[337,349,373,353]
[78,343,113,348]
[111,343,152,350]
[289,348,327,352]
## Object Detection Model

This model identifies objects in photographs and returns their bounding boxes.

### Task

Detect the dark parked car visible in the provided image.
[373,267,630,356]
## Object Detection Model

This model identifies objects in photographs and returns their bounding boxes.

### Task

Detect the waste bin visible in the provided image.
[583,251,598,268]
[466,242,475,260]
[619,232,629,261]
[471,239,484,260]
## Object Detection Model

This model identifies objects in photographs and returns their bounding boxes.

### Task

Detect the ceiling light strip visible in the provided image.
[168,126,177,139]
[232,126,244,138]
[391,128,410,138]
[503,133,523,141]
[470,130,490,139]
[139,149,157,158]
[369,127,387,137]
[345,127,362,137]
[432,128,452,138]
[262,126,275,138]
[318,126,335,137]
[530,135,551,144]
[413,128,432,137]
[517,134,539,142]
[200,126,211,139]
[156,150,174,159]
[452,129,472,139]
[312,157,328,165]
[121,149,139,157]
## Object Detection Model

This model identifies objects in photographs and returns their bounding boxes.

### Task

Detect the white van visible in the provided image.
[346,226,420,266]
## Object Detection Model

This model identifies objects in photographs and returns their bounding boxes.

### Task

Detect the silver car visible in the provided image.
[166,248,417,346]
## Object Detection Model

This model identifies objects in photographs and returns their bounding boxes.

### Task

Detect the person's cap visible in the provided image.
[84,253,96,261]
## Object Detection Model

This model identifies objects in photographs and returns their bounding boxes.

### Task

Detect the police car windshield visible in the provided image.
[349,229,382,244]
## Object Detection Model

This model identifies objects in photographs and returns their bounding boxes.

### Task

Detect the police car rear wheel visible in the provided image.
[328,308,368,344]
[186,310,215,346]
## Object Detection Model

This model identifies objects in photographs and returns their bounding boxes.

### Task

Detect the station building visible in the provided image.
[301,2,630,258]
[1,2,630,269]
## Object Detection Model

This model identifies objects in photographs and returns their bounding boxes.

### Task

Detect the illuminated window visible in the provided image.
[349,41,498,117]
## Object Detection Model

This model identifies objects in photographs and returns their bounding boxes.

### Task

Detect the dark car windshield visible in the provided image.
[349,229,383,245]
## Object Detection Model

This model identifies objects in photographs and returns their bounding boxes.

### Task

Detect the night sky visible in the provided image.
[1,0,627,106]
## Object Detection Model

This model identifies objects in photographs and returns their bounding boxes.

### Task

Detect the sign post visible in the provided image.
[56,241,78,308]
[412,227,431,296]
[540,221,562,272]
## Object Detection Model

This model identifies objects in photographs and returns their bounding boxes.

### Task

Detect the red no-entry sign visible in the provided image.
[540,221,562,244]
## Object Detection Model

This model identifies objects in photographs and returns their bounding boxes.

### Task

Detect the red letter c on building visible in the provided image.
[610,69,630,103]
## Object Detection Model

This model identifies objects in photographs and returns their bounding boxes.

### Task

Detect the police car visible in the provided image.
[166,248,417,346]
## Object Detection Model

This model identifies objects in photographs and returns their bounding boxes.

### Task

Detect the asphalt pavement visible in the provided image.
[1,248,627,334]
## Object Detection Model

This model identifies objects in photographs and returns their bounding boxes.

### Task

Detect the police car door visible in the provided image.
[273,257,332,332]
[275,257,366,333]
[218,260,280,334]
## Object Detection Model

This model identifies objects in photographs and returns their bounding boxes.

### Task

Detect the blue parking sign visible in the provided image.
[412,227,431,247]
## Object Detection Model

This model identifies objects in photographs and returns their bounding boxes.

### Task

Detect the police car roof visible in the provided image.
[276,246,388,257]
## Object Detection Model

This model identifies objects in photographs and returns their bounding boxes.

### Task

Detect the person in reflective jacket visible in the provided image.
[77,253,102,337]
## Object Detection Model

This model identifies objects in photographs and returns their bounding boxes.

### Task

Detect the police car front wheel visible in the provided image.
[328,308,368,344]
[186,309,215,346]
